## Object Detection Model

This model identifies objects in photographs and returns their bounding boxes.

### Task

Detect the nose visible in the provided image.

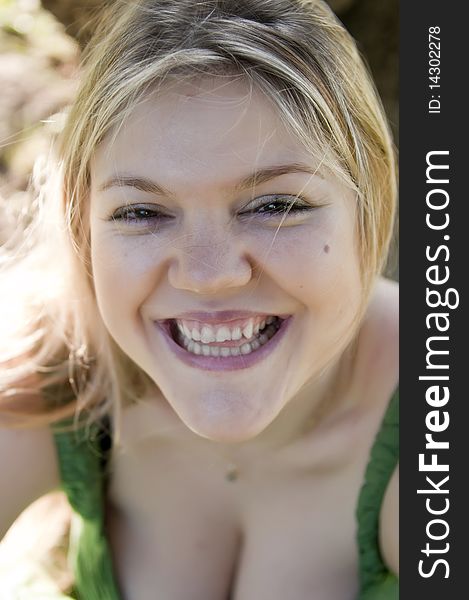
[167,233,253,294]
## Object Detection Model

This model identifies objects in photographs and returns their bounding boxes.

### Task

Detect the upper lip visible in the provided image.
[160,310,283,324]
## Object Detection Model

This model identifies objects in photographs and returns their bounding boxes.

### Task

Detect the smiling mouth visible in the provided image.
[167,315,284,357]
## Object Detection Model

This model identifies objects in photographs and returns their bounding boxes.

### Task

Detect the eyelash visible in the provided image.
[240,195,316,218]
[110,195,317,225]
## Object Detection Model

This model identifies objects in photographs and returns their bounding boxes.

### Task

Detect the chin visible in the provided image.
[186,420,267,444]
[168,388,278,443]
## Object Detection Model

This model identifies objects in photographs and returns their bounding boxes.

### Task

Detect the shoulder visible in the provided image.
[379,463,399,576]
[356,277,399,575]
[360,277,399,362]
[351,277,399,401]
[0,424,61,540]
[366,276,399,320]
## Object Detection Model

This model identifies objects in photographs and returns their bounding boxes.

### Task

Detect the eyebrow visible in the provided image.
[97,163,322,195]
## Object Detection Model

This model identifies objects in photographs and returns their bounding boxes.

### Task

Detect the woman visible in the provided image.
[0,1,398,598]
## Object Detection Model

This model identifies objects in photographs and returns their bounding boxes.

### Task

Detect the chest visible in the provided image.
[104,423,374,600]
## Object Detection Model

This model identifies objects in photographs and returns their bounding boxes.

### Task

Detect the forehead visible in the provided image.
[91,76,321,190]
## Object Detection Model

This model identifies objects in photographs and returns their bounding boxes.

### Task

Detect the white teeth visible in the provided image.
[240,342,252,355]
[242,320,254,339]
[178,319,280,357]
[216,326,231,342]
[201,326,215,344]
[174,316,281,357]
[250,339,260,351]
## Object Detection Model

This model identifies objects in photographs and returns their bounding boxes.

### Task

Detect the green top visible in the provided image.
[50,389,398,600]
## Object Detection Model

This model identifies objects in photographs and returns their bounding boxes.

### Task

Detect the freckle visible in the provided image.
[323,244,330,254]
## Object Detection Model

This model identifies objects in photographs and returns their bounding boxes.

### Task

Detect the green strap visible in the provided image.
[52,420,121,600]
[356,388,399,598]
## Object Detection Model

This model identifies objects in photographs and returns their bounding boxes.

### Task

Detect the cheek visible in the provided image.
[256,218,362,320]
[90,232,162,333]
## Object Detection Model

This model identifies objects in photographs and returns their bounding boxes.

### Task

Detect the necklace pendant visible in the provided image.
[225,465,239,482]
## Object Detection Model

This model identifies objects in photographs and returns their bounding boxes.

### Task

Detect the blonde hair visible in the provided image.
[0,0,396,434]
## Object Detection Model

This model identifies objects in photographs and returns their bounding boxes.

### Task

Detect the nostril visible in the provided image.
[167,253,253,293]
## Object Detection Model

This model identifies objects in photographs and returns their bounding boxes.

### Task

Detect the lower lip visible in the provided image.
[154,317,292,372]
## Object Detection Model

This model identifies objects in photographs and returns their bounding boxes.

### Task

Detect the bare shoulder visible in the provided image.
[379,463,399,575]
[352,277,399,399]
[356,278,399,575]
[361,277,399,360]
[0,424,61,540]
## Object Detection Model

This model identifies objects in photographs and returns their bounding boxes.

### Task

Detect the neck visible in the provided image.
[116,339,357,463]
[211,340,357,465]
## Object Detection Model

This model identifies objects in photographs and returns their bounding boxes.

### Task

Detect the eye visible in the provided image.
[110,204,172,225]
[240,195,318,218]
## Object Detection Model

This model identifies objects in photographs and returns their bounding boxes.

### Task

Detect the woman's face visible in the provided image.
[89,76,362,442]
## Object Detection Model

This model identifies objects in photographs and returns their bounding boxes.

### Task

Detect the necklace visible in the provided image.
[225,463,239,482]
